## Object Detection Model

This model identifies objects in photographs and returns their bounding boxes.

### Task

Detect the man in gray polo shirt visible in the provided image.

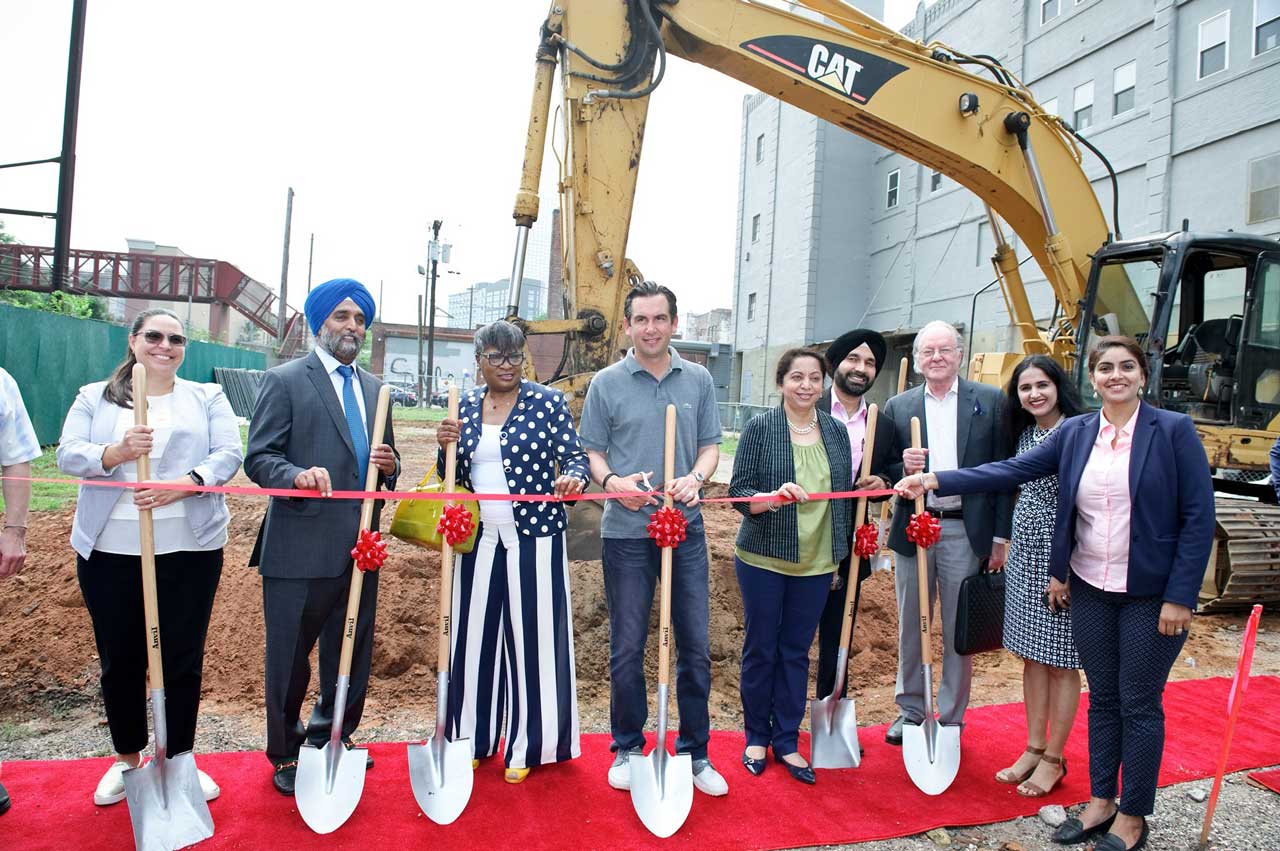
[578,280,728,797]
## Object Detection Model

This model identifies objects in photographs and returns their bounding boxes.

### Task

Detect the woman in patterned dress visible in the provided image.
[993,355,1084,797]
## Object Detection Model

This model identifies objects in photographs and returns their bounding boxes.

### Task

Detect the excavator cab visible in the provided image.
[1074,231,1280,447]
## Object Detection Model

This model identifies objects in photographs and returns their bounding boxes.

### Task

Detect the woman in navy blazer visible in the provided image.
[898,337,1214,851]
[435,321,590,784]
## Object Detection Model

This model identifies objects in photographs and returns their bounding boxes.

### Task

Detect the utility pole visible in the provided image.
[277,187,294,341]
[378,279,384,318]
[425,218,443,404]
[416,295,425,407]
[306,232,315,292]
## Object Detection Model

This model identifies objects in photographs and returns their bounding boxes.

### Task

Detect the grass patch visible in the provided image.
[720,434,738,456]
[0,450,78,513]
[392,406,448,423]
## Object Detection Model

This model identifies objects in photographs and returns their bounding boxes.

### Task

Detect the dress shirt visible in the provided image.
[0,367,40,467]
[829,394,868,474]
[314,346,368,427]
[1070,409,1137,592]
[924,378,961,511]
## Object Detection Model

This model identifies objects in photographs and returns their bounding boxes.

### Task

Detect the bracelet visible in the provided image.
[601,472,617,490]
[4,524,27,530]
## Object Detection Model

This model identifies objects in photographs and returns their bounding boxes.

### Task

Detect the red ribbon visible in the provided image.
[351,528,388,572]
[905,512,941,549]
[646,505,688,549]
[853,522,880,560]
[436,502,476,548]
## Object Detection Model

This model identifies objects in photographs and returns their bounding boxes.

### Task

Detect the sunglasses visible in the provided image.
[142,330,188,347]
[482,352,525,366]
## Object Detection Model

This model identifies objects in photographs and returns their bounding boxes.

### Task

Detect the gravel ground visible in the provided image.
[4,700,1277,850]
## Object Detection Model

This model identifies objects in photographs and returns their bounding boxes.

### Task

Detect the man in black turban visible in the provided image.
[816,328,894,703]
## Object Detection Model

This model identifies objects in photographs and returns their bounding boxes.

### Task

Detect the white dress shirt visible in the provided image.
[315,346,369,427]
[924,378,962,511]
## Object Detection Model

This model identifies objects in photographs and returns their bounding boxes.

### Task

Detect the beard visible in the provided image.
[835,367,875,398]
[319,326,363,363]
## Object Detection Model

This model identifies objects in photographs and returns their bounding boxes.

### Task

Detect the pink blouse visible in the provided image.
[1069,409,1139,592]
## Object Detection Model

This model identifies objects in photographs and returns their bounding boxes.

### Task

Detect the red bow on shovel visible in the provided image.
[351,529,388,572]
[646,505,688,549]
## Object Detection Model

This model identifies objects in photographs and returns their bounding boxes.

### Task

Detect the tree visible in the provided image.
[0,220,108,319]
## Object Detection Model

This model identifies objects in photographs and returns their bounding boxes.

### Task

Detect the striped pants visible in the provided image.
[446,521,581,769]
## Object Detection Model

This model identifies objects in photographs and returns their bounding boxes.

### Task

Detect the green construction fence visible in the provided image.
[0,303,266,445]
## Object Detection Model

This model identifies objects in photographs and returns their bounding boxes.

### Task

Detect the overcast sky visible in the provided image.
[1,1,916,326]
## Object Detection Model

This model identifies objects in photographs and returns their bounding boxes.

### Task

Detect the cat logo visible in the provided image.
[741,35,907,106]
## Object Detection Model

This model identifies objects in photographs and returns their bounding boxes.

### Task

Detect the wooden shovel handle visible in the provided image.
[338,384,393,678]
[910,417,934,665]
[132,365,165,690]
[657,405,676,689]
[835,403,878,653]
[436,386,460,672]
[876,357,909,532]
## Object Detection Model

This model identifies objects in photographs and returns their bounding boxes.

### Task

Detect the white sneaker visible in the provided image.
[93,759,135,806]
[691,758,728,796]
[607,747,642,791]
[197,768,220,801]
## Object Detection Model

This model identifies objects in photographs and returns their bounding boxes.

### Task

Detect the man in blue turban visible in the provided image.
[246,276,399,796]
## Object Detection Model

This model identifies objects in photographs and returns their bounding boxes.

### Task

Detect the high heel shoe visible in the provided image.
[1017,754,1066,797]
[1052,807,1117,845]
[742,748,767,777]
[772,751,815,785]
[995,745,1046,784]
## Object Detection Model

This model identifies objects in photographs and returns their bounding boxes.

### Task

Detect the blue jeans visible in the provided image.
[602,529,711,761]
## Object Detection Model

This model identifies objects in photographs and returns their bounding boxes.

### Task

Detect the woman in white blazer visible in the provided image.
[57,308,242,807]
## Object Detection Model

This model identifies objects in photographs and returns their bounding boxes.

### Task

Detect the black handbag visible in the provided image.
[954,562,1006,655]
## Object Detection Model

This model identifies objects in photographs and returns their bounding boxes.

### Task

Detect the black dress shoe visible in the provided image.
[742,748,767,777]
[0,780,10,815]
[272,761,298,796]
[1092,819,1149,851]
[1052,809,1117,844]
[343,737,375,769]
[885,716,905,746]
[773,752,816,785]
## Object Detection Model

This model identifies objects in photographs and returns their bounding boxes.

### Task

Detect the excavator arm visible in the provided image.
[508,0,1115,400]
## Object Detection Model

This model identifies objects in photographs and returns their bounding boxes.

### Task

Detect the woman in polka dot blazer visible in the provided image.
[435,321,590,784]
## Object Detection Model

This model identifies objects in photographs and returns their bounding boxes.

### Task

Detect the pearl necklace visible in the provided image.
[786,414,818,435]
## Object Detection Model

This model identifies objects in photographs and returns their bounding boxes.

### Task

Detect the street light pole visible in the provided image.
[425,218,443,405]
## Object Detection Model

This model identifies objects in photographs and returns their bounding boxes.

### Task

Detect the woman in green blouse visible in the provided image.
[728,349,854,785]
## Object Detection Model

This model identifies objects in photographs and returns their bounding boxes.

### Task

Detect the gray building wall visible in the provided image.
[732,0,1280,400]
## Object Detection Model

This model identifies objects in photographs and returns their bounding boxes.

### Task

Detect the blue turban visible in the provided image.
[304,278,376,335]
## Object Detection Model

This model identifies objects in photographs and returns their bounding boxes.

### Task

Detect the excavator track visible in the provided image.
[1200,498,1280,612]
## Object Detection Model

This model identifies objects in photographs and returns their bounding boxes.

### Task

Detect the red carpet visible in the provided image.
[1248,767,1280,795]
[2,676,1278,851]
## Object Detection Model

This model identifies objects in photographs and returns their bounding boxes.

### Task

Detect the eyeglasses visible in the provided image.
[142,330,188,347]
[482,352,525,366]
[919,346,957,359]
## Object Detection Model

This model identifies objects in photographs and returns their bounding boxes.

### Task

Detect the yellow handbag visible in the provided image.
[389,469,481,554]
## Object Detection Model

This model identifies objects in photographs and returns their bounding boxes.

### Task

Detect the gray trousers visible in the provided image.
[893,519,980,726]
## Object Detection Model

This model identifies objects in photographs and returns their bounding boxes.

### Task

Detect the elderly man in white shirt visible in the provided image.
[875,321,1012,745]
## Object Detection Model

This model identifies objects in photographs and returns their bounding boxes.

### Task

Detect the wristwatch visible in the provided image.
[691,471,705,484]
[188,469,205,486]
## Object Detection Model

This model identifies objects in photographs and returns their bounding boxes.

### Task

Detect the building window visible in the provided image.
[755,133,765,163]
[1199,12,1230,79]
[1041,97,1059,116]
[1258,0,1280,54]
[1249,153,1280,223]
[886,169,900,208]
[930,170,943,192]
[1073,80,1094,130]
[1041,0,1060,24]
[751,214,761,243]
[1113,61,1136,115]
[747,292,757,321]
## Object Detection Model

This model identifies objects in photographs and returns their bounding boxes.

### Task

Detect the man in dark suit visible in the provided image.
[245,278,399,795]
[876,320,1011,745]
[815,329,894,701]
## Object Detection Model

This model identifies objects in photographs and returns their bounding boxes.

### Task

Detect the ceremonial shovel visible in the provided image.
[121,364,215,851]
[295,385,391,834]
[630,405,694,839]
[901,417,961,795]
[408,386,474,824]
[810,402,879,770]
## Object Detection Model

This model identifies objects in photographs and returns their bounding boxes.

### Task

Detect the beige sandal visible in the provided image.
[994,746,1045,785]
[1017,754,1067,797]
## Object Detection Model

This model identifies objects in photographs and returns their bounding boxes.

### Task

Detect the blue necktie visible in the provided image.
[336,365,370,478]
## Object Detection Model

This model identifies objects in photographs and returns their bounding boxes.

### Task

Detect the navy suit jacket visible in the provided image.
[935,402,1215,609]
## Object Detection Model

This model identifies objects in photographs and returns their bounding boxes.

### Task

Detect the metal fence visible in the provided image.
[719,402,772,434]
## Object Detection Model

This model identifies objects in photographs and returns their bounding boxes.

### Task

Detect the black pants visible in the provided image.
[262,568,379,765]
[1071,574,1188,816]
[816,554,864,700]
[77,548,223,757]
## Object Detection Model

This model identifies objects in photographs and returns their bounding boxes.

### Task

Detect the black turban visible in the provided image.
[825,328,887,371]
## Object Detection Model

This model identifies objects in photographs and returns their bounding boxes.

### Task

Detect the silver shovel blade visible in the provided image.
[902,718,962,796]
[295,741,367,834]
[629,748,693,839]
[407,736,474,825]
[809,695,861,769]
[122,752,214,851]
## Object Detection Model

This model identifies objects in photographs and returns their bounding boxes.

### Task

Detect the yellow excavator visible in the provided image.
[501,0,1280,610]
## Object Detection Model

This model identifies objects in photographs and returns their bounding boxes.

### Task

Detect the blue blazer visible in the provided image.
[934,402,1215,610]
[437,379,590,538]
